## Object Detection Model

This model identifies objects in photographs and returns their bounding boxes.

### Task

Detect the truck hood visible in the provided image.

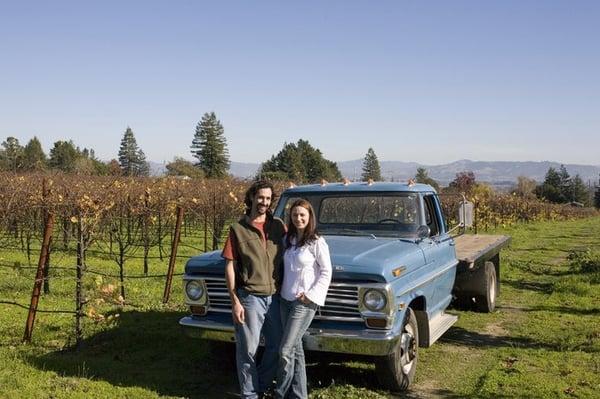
[324,235,425,282]
[185,235,426,283]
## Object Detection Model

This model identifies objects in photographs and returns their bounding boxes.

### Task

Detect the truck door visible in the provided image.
[418,194,457,315]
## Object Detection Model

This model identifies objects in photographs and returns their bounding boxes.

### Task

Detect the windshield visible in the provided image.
[276,193,423,238]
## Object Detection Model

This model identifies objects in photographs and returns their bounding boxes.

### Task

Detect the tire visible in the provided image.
[452,295,474,311]
[375,308,419,391]
[474,261,497,313]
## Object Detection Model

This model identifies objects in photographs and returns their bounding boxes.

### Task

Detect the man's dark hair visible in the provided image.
[244,180,277,215]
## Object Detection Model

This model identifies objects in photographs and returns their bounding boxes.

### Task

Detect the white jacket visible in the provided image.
[281,236,332,306]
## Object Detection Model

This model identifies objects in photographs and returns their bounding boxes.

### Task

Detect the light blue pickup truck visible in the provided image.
[180,181,510,391]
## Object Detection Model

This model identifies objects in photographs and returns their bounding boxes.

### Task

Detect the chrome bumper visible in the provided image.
[179,315,401,356]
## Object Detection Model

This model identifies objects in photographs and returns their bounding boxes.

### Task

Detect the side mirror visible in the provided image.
[416,225,430,240]
[458,200,473,228]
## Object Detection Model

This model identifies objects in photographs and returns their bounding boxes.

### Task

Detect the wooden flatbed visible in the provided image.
[454,234,511,267]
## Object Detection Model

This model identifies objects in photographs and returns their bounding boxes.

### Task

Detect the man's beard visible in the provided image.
[256,204,269,214]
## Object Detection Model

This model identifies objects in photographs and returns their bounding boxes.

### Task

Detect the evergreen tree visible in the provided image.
[558,165,572,201]
[118,127,148,176]
[137,149,150,177]
[361,147,382,181]
[414,167,440,191]
[48,140,79,172]
[22,137,47,170]
[0,136,24,172]
[569,174,589,205]
[190,112,230,178]
[535,167,564,203]
[258,139,341,183]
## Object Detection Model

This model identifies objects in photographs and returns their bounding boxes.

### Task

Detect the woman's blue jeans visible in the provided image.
[275,297,317,399]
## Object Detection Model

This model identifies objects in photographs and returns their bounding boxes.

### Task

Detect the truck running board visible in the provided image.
[428,312,458,346]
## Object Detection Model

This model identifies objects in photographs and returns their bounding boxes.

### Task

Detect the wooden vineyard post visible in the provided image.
[163,206,184,303]
[42,236,51,294]
[23,210,54,342]
[41,180,52,295]
[75,217,85,349]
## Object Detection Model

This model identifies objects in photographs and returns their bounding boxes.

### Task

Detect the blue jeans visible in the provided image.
[275,298,318,399]
[234,289,282,399]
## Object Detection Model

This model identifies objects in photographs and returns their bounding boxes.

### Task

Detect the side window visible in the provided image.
[423,195,440,236]
[282,197,303,225]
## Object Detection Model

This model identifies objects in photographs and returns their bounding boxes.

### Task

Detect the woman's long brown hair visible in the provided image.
[286,199,318,249]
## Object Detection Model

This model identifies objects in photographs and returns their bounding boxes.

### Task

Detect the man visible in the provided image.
[222,180,286,399]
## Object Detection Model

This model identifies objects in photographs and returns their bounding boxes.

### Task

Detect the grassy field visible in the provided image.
[1,217,599,398]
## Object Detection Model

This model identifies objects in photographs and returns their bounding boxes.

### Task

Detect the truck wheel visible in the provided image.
[375,308,418,391]
[452,295,474,310]
[474,261,497,313]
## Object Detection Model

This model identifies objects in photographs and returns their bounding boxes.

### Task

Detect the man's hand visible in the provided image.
[232,300,245,325]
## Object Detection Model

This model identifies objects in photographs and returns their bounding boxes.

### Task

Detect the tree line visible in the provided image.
[2,110,599,209]
[0,128,149,177]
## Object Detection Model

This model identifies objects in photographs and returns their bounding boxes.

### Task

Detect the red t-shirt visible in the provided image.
[221,220,266,261]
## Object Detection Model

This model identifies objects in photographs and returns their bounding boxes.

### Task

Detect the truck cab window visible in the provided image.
[423,195,440,236]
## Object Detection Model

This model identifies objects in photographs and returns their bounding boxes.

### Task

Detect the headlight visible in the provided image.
[186,280,204,301]
[363,289,387,312]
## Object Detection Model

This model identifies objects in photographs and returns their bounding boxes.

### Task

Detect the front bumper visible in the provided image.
[179,313,401,356]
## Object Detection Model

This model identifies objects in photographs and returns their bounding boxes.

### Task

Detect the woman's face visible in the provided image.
[291,205,310,231]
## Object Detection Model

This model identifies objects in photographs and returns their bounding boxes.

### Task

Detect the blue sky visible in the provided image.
[1,1,599,165]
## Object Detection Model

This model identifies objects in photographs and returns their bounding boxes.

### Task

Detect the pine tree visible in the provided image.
[137,149,150,176]
[0,137,24,172]
[535,167,564,203]
[361,147,382,181]
[558,165,572,201]
[190,112,230,178]
[22,137,47,170]
[118,127,147,176]
[414,167,440,191]
[569,174,588,205]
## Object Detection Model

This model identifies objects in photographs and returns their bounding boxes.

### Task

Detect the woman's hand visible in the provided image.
[297,292,312,305]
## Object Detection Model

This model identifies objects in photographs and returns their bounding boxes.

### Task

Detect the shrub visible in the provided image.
[567,249,600,274]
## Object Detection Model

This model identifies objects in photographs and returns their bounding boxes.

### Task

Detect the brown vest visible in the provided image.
[230,215,285,295]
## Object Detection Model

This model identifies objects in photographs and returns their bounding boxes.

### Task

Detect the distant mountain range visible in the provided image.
[149,159,600,187]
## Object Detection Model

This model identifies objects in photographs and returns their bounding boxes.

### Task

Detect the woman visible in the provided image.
[276,199,332,399]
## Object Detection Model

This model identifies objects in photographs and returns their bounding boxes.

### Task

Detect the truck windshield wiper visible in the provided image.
[397,237,417,244]
[322,229,374,237]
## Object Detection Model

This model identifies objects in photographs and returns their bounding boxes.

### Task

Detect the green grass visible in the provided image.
[1,218,600,398]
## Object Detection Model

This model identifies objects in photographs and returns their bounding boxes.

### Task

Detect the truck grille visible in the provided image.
[203,277,363,322]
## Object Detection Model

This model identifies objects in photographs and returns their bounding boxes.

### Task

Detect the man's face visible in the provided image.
[252,188,272,215]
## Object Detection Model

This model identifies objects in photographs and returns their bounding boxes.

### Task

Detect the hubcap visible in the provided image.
[399,323,416,374]
[489,272,496,306]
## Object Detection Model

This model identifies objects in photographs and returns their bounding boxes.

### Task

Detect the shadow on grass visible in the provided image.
[503,279,555,294]
[441,326,560,351]
[26,310,239,399]
[510,304,600,316]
